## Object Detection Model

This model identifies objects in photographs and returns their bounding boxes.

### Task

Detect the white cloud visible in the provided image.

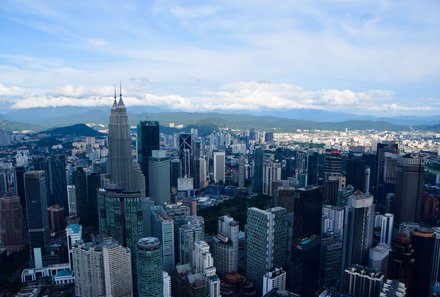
[0,83,23,96]
[6,81,438,116]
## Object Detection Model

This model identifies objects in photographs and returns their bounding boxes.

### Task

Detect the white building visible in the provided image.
[263,268,286,295]
[163,271,171,297]
[67,185,77,216]
[380,213,394,247]
[103,239,133,297]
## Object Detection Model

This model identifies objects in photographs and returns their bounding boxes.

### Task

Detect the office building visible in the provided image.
[394,157,424,224]
[149,150,171,205]
[67,185,77,216]
[179,133,193,178]
[263,268,286,295]
[15,166,26,212]
[194,157,207,189]
[388,232,415,297]
[254,148,264,193]
[342,191,375,270]
[24,170,50,268]
[263,160,282,196]
[0,192,26,252]
[137,237,163,297]
[107,89,145,194]
[163,271,171,297]
[47,204,66,233]
[0,171,7,198]
[213,215,239,274]
[368,243,389,276]
[324,151,342,180]
[246,207,287,290]
[375,142,398,210]
[379,213,394,247]
[151,206,175,273]
[289,235,321,296]
[213,151,226,183]
[179,216,205,265]
[87,172,100,228]
[98,187,143,253]
[137,121,160,196]
[343,264,384,297]
[103,238,134,297]
[433,228,440,285]
[346,158,367,192]
[66,224,82,270]
[411,228,434,297]
[307,151,319,186]
[322,205,345,240]
[193,240,221,297]
[320,235,343,289]
[380,280,407,297]
[74,167,89,227]
[73,237,132,297]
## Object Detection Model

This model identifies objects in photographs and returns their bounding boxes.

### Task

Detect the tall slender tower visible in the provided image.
[107,85,145,194]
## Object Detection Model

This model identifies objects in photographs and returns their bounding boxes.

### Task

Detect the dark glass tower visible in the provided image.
[346,158,367,192]
[24,171,50,263]
[15,166,26,212]
[87,172,100,228]
[137,121,160,196]
[74,167,89,227]
[411,228,434,297]
[253,148,264,193]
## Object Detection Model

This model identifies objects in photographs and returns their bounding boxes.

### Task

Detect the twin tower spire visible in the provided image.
[112,81,124,108]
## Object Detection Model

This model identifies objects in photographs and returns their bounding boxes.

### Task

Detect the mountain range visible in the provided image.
[0,106,440,133]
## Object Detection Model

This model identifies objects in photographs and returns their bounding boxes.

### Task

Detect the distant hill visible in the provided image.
[0,119,41,131]
[44,124,104,137]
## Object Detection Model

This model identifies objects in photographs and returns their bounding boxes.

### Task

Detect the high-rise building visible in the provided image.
[151,206,175,273]
[346,158,367,192]
[98,187,143,253]
[179,133,193,179]
[213,151,226,183]
[67,185,77,216]
[380,280,407,297]
[279,186,323,238]
[74,167,89,227]
[432,228,440,286]
[107,88,145,195]
[14,166,26,213]
[149,150,171,205]
[263,160,282,196]
[137,121,160,196]
[324,151,341,180]
[320,235,343,289]
[307,151,319,186]
[73,238,132,297]
[0,192,26,252]
[47,204,66,234]
[179,216,205,265]
[394,157,424,224]
[246,207,287,290]
[24,170,50,268]
[213,216,239,274]
[411,228,434,297]
[49,155,68,213]
[194,157,207,189]
[343,264,384,297]
[103,238,134,297]
[0,171,7,198]
[322,205,345,240]
[87,172,100,228]
[388,233,415,296]
[262,268,286,295]
[163,271,171,297]
[193,240,221,297]
[368,243,389,276]
[375,142,398,210]
[379,213,394,247]
[238,155,246,188]
[253,148,264,193]
[137,237,163,297]
[66,224,82,270]
[342,191,375,271]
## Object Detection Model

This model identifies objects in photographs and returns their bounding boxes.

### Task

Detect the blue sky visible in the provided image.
[0,0,439,116]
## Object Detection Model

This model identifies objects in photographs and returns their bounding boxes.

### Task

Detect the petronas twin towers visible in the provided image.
[107,85,146,196]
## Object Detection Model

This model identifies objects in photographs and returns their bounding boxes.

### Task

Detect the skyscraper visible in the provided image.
[151,206,175,273]
[246,207,287,291]
[213,215,239,274]
[149,150,171,205]
[343,264,384,297]
[253,148,264,193]
[342,191,375,272]
[179,133,193,178]
[320,235,343,289]
[388,233,415,296]
[74,167,89,227]
[0,192,26,252]
[24,170,50,268]
[346,158,367,192]
[375,142,398,209]
[67,185,77,216]
[137,237,163,297]
[213,151,226,183]
[394,157,424,224]
[411,228,434,297]
[179,217,205,265]
[137,120,160,196]
[98,187,143,253]
[107,88,145,195]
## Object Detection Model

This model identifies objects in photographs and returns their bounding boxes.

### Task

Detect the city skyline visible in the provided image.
[0,0,439,116]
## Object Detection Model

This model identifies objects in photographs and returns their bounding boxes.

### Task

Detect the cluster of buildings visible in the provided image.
[1,90,440,297]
